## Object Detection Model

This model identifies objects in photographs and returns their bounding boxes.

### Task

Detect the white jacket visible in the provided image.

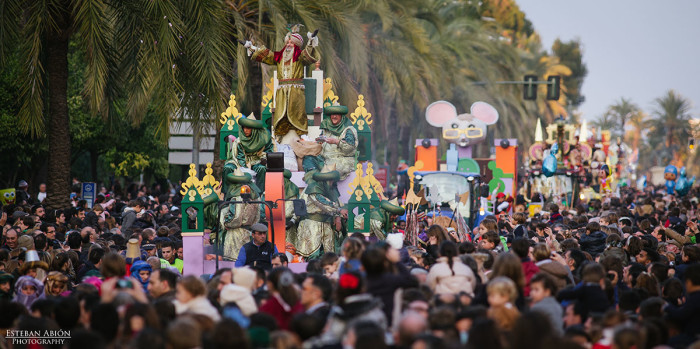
[427,257,476,296]
[174,296,221,321]
[220,284,258,316]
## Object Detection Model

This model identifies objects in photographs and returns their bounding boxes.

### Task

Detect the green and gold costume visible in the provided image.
[234,117,274,191]
[318,106,358,180]
[218,163,261,261]
[296,169,342,257]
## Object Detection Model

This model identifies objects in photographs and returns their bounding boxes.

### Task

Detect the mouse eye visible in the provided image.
[468,124,475,128]
[451,123,459,129]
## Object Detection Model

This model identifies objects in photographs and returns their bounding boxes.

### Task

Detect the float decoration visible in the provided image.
[219,95,243,160]
[405,160,426,207]
[675,167,695,196]
[180,164,205,233]
[349,95,373,161]
[323,77,339,108]
[261,77,275,130]
[664,165,678,195]
[180,164,205,196]
[424,100,499,159]
[347,164,372,233]
[0,188,15,205]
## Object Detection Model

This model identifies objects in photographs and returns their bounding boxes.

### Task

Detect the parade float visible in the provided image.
[175,23,519,274]
[178,25,400,274]
[522,115,644,214]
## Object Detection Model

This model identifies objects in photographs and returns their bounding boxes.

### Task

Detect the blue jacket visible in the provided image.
[580,231,607,257]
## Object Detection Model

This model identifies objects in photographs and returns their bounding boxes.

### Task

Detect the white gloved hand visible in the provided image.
[244,40,252,48]
[308,35,319,47]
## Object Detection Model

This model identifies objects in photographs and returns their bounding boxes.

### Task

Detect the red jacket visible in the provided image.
[521,259,540,296]
[259,293,304,330]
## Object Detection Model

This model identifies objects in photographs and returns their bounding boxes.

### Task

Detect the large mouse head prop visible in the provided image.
[425,101,499,148]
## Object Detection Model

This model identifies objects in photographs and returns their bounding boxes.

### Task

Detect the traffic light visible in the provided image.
[523,75,537,100]
[690,138,696,150]
[546,75,561,100]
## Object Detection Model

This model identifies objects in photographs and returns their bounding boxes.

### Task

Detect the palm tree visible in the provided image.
[605,97,639,136]
[344,0,450,170]
[0,0,235,209]
[626,109,650,152]
[647,90,694,165]
[591,113,617,132]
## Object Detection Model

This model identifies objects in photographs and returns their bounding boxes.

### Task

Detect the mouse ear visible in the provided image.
[425,101,457,127]
[470,102,499,125]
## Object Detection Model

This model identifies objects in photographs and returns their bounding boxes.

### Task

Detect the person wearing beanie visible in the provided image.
[232,266,258,292]
[220,283,258,316]
[17,235,35,251]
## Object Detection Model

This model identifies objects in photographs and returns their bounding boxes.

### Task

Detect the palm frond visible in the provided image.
[0,0,22,68]
[72,0,112,116]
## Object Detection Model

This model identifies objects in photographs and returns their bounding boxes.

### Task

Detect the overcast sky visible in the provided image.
[517,0,700,121]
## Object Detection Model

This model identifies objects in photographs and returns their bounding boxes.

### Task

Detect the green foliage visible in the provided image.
[600,97,640,137]
[599,91,697,174]
[646,90,695,166]
[591,113,617,132]
[106,151,150,177]
[0,38,171,187]
[552,39,587,107]
[0,51,48,187]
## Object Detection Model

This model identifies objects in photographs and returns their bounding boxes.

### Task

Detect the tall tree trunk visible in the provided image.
[248,61,263,115]
[387,109,399,192]
[212,119,223,177]
[90,151,99,182]
[192,128,200,167]
[44,34,71,210]
[399,126,411,162]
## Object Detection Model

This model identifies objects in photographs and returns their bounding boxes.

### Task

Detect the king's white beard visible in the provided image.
[283,46,294,62]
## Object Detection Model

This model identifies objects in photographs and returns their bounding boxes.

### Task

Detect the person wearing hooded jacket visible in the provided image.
[579,222,607,257]
[121,200,144,239]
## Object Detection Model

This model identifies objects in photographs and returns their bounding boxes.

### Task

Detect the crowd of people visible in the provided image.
[0,179,699,349]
